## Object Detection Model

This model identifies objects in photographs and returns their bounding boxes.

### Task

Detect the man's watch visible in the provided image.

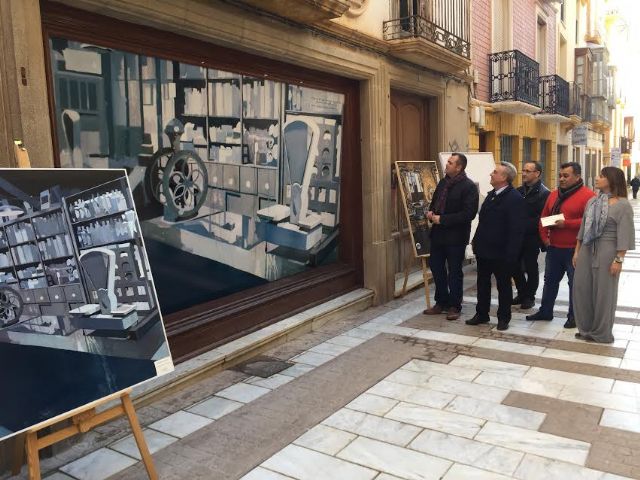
[614,256,624,264]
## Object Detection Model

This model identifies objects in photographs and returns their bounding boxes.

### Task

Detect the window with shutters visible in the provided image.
[537,16,548,75]
[523,138,533,163]
[500,135,514,164]
[539,140,549,175]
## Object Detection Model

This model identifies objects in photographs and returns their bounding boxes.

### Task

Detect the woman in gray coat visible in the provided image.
[573,167,635,343]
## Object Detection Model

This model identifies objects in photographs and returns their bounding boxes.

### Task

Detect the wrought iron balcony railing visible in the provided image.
[383,0,470,59]
[489,50,540,107]
[538,75,569,116]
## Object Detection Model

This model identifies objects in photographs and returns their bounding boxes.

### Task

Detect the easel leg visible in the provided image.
[401,265,410,296]
[421,257,431,309]
[122,394,158,480]
[12,434,25,476]
[25,432,40,480]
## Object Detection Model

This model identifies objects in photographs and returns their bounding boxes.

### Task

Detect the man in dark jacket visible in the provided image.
[424,153,479,320]
[511,161,550,309]
[467,161,525,331]
[630,175,640,199]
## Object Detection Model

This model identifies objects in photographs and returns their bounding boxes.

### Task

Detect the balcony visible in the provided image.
[535,75,570,123]
[489,50,540,114]
[590,97,611,130]
[383,0,470,73]
[608,66,618,108]
[236,0,350,23]
[581,95,593,123]
[569,82,584,120]
[591,76,608,99]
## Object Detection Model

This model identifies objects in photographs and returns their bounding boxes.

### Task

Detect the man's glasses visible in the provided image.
[522,170,537,173]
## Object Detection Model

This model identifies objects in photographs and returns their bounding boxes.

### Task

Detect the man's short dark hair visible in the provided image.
[452,152,467,170]
[525,161,543,174]
[560,161,581,175]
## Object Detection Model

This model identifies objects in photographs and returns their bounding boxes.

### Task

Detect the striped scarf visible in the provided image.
[434,172,467,214]
[582,192,612,245]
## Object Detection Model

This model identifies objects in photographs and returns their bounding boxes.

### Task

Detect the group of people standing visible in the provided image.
[424,153,635,343]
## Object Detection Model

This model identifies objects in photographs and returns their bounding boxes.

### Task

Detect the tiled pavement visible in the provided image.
[6,199,640,480]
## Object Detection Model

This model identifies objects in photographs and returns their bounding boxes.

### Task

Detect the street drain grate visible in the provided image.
[231,356,294,378]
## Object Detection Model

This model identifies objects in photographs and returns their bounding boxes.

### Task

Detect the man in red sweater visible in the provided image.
[526,162,595,328]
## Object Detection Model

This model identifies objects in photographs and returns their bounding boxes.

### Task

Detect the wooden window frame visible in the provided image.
[40,1,363,362]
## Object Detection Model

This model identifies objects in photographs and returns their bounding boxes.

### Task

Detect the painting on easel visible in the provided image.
[0,168,173,442]
[395,161,441,257]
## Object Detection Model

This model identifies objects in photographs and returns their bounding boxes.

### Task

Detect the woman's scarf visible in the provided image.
[551,179,584,215]
[582,192,612,245]
[434,172,467,214]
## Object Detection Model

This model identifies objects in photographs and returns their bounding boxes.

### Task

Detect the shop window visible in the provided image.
[48,38,346,316]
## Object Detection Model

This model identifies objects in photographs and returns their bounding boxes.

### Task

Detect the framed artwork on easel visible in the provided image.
[394,161,441,258]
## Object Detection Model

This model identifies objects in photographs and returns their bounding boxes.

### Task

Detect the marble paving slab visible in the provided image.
[385,402,485,439]
[262,444,377,480]
[60,448,138,480]
[475,422,591,465]
[337,436,452,480]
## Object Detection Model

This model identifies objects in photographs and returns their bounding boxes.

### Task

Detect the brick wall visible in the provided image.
[512,0,536,59]
[546,4,556,75]
[513,1,557,74]
[471,0,492,102]
[472,0,558,103]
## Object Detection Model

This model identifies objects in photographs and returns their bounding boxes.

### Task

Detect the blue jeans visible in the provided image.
[429,243,466,310]
[539,246,575,319]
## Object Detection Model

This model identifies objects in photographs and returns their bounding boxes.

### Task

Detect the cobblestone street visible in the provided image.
[8,196,636,480]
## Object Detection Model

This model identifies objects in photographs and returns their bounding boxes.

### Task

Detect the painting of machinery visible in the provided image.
[49,38,344,305]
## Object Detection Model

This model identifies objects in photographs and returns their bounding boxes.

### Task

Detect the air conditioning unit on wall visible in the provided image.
[471,106,486,129]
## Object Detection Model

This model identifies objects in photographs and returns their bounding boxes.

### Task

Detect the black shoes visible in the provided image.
[520,298,535,310]
[526,312,553,321]
[513,295,535,309]
[564,317,576,329]
[465,314,490,325]
[496,321,509,331]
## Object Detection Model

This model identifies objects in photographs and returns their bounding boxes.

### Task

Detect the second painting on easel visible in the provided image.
[0,168,173,442]
[395,161,441,257]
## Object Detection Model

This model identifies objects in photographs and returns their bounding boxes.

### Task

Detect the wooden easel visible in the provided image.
[394,187,431,307]
[393,163,432,307]
[13,389,158,480]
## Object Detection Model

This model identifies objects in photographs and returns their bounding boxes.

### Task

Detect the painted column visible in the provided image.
[360,62,394,304]
[0,0,53,168]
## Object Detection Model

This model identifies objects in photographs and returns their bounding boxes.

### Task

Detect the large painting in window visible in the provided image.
[49,39,345,314]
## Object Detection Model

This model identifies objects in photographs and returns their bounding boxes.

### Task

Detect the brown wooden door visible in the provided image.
[390,90,429,290]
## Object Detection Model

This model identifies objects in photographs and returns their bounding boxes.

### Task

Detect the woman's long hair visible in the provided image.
[601,166,628,197]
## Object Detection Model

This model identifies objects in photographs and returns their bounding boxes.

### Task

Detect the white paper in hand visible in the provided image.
[540,213,565,227]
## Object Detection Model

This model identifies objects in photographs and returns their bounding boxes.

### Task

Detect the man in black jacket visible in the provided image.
[467,161,525,331]
[631,175,640,199]
[512,161,550,309]
[424,153,479,320]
